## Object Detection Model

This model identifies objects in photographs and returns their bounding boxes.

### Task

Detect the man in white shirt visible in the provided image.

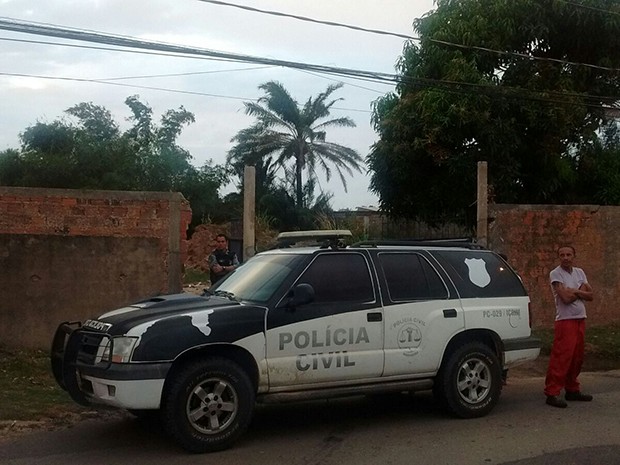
[544,245,594,408]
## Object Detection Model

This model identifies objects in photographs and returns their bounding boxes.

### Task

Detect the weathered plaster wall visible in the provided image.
[0,187,192,348]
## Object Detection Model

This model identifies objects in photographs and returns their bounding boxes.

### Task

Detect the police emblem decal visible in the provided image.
[465,258,491,288]
[397,323,422,355]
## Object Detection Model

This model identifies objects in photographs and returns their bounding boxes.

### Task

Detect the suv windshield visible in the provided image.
[212,253,305,303]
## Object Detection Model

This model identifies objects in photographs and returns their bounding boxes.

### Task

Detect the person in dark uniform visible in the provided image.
[208,233,239,285]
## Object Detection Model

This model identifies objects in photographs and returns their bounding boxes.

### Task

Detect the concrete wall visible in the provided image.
[0,187,192,349]
[2,188,617,348]
[488,204,618,328]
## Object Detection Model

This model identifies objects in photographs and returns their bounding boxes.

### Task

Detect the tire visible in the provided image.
[161,357,255,453]
[436,342,502,418]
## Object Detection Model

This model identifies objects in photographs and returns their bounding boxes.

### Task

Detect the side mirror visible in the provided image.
[286,283,315,310]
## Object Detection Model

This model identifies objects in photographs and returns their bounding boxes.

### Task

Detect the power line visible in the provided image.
[0,17,405,84]
[429,38,620,73]
[194,1,620,74]
[4,0,620,79]
[3,12,620,77]
[0,70,374,113]
[0,35,390,93]
[97,65,276,82]
[295,69,387,95]
[0,36,259,65]
[0,71,253,100]
[556,0,620,16]
[196,0,414,40]
[1,18,618,113]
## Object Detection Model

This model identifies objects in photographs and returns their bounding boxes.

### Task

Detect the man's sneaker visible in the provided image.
[546,395,568,408]
[565,391,593,402]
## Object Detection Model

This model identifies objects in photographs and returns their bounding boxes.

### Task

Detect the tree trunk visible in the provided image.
[295,144,304,208]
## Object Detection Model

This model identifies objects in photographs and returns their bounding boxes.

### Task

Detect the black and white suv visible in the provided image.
[51,230,540,453]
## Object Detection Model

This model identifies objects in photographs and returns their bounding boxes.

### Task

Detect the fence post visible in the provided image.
[477,161,488,247]
[243,165,256,260]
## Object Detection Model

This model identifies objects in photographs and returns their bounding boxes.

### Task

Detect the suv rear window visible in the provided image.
[378,252,448,301]
[433,251,526,298]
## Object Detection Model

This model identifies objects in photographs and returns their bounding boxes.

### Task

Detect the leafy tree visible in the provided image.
[228,81,364,208]
[123,95,196,191]
[179,160,229,226]
[18,121,79,188]
[369,0,620,223]
[0,149,24,186]
[0,96,228,228]
[577,122,620,204]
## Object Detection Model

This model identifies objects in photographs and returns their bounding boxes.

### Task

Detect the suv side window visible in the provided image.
[434,250,527,298]
[298,253,374,303]
[378,252,448,301]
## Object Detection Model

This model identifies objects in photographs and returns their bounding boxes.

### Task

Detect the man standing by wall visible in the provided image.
[544,245,594,408]
[208,233,239,285]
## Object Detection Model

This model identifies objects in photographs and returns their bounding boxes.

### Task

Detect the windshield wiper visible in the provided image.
[213,290,239,302]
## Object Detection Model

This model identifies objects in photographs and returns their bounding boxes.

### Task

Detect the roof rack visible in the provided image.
[350,238,486,250]
[276,229,352,249]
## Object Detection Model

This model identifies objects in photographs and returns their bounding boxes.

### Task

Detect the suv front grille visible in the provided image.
[76,331,108,365]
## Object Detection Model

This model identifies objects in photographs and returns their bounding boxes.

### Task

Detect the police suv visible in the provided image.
[51,230,540,453]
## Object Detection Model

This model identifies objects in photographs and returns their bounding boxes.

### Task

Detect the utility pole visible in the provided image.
[477,161,488,247]
[243,165,256,260]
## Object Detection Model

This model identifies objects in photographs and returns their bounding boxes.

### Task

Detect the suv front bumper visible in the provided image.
[51,322,171,409]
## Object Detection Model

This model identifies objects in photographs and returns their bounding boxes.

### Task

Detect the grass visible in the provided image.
[0,346,82,422]
[182,267,210,285]
[532,322,620,371]
[1,324,619,423]
[533,323,620,357]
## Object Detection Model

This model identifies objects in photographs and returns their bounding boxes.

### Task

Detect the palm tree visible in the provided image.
[228,81,364,208]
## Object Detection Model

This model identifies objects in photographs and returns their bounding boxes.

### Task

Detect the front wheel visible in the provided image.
[436,342,502,418]
[161,357,255,453]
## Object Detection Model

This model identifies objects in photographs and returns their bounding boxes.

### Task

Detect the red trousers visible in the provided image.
[544,319,586,396]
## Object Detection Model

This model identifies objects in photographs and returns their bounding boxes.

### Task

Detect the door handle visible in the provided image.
[443,308,457,318]
[367,312,382,322]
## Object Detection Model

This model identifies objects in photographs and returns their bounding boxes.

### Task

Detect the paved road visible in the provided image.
[1,371,619,465]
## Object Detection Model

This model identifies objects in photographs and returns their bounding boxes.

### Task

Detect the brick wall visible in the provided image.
[488,204,618,328]
[3,189,617,348]
[0,187,192,349]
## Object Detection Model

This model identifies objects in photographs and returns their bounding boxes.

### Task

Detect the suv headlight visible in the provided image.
[99,336,139,363]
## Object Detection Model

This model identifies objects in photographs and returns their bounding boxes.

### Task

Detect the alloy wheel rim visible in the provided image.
[186,377,238,434]
[457,357,491,404]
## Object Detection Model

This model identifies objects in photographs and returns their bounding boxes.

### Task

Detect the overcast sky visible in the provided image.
[1,0,435,210]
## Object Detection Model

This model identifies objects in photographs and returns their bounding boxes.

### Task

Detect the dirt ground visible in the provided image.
[0,408,129,441]
[0,355,551,441]
[5,354,618,442]
[507,355,549,378]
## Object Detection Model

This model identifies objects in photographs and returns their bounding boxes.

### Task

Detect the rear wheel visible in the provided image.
[436,342,502,418]
[161,357,255,453]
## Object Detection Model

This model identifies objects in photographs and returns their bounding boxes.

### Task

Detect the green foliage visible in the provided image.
[183,267,210,284]
[0,149,24,186]
[0,96,229,228]
[228,81,364,216]
[533,323,620,361]
[0,346,78,421]
[313,211,370,243]
[369,0,620,222]
[576,122,620,204]
[587,323,620,359]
